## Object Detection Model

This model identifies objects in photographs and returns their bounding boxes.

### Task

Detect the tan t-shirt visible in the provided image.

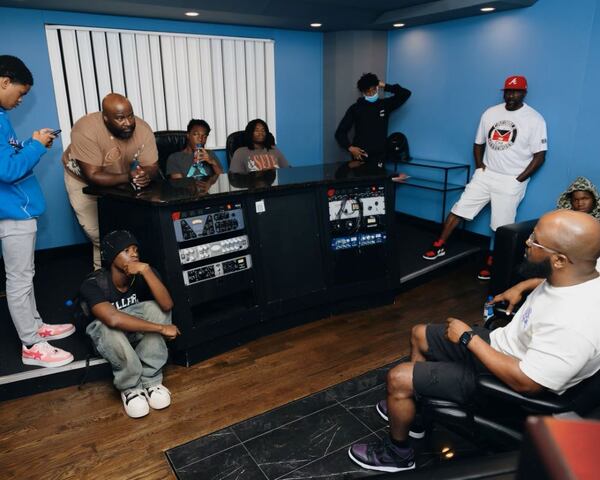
[62,112,158,183]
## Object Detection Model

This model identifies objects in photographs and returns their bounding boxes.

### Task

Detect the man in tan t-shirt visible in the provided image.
[63,93,159,268]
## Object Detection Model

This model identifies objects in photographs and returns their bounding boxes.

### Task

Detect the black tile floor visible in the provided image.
[166,359,486,479]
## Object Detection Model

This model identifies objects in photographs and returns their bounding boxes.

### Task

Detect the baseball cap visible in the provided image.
[100,230,139,267]
[503,75,528,90]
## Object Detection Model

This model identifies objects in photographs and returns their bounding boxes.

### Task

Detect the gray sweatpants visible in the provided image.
[0,218,44,346]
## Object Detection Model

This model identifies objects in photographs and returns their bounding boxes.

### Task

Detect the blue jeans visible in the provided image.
[86,301,171,391]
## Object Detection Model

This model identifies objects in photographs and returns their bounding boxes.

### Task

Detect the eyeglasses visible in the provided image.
[525,234,572,263]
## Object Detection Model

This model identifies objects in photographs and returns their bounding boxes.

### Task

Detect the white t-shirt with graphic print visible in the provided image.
[490,275,600,395]
[475,103,547,176]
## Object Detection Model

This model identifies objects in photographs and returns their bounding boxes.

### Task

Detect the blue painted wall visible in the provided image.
[1,7,323,249]
[387,0,600,237]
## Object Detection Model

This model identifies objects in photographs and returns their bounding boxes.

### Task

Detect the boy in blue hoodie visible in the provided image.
[0,55,74,367]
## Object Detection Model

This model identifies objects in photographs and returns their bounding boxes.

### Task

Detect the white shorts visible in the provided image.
[451,168,528,231]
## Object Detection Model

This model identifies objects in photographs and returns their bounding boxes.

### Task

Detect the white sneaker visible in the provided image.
[121,388,149,418]
[145,384,171,410]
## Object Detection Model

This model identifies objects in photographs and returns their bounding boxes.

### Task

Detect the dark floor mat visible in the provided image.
[166,358,489,480]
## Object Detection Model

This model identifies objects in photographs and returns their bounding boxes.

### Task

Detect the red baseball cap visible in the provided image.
[503,75,528,90]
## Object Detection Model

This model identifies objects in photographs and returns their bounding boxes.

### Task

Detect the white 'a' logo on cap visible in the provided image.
[508,77,518,85]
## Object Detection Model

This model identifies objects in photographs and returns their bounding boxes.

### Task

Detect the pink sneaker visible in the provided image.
[37,322,76,341]
[22,342,74,368]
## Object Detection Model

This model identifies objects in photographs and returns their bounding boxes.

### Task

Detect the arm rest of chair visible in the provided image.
[420,396,470,421]
[421,397,462,409]
[478,376,573,413]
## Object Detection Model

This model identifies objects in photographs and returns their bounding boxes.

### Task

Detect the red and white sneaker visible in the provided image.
[477,255,493,280]
[37,322,76,341]
[422,239,446,260]
[22,342,74,368]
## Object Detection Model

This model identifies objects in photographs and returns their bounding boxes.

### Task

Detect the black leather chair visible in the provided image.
[225,131,245,169]
[154,130,187,176]
[421,367,600,451]
[226,130,276,169]
[490,219,537,296]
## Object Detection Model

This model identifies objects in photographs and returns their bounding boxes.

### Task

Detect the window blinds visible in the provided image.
[45,25,276,149]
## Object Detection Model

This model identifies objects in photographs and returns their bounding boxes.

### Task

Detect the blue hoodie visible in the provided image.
[0,108,47,220]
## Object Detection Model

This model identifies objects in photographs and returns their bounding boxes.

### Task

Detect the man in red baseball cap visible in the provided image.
[422,75,548,281]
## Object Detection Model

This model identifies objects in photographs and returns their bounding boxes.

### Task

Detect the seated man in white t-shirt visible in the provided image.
[422,75,548,281]
[349,209,600,473]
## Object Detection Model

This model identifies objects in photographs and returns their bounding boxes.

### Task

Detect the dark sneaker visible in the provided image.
[376,400,425,439]
[348,437,416,473]
[376,399,388,421]
[423,239,446,260]
[477,255,493,280]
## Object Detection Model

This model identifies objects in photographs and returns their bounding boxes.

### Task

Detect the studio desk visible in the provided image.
[85,162,399,366]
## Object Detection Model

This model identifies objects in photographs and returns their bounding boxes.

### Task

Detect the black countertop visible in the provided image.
[84,162,393,206]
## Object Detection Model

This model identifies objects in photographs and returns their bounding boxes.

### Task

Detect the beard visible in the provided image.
[517,257,553,279]
[105,122,135,139]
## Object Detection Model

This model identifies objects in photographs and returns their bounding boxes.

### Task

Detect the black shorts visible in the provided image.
[412,324,491,404]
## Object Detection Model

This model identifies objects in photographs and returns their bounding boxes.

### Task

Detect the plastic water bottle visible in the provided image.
[130,156,141,191]
[483,295,494,322]
[194,143,204,162]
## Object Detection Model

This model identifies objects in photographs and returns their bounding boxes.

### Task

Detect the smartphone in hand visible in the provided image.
[50,129,61,136]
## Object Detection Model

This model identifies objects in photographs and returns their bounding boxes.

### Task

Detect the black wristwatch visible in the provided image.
[459,330,476,347]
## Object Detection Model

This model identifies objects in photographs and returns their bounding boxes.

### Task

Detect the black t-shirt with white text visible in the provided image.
[79,267,159,311]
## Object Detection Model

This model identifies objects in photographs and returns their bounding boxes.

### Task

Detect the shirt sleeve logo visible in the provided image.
[8,136,23,151]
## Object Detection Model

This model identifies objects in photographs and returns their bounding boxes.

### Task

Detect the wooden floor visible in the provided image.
[0,261,488,479]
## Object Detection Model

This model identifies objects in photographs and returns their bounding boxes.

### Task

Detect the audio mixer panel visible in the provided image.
[171,202,253,287]
[330,232,387,251]
[183,255,252,286]
[179,235,249,265]
[172,204,245,242]
[327,184,387,249]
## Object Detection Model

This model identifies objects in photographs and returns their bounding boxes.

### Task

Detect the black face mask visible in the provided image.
[517,257,553,280]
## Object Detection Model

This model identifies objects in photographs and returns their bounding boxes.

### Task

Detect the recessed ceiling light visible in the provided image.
[393,23,405,28]
[185,11,199,17]
[481,7,495,12]
[310,23,322,28]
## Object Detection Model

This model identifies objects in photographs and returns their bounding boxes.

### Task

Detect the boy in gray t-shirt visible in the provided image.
[166,119,223,179]
[167,149,222,178]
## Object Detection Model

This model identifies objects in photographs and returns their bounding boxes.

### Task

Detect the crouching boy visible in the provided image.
[80,230,180,418]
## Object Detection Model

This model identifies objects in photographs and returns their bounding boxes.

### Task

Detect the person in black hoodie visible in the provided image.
[335,73,411,168]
